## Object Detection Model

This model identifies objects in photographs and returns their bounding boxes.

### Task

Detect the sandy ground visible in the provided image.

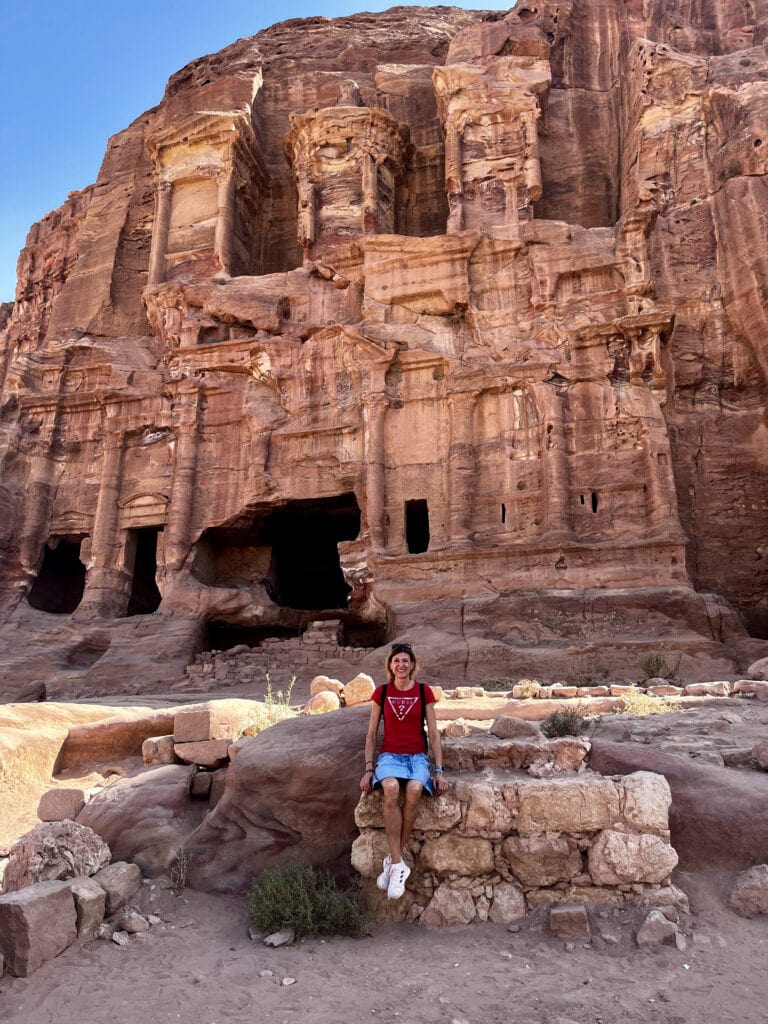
[1,878,767,1024]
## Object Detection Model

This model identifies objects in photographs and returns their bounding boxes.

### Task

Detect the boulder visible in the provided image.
[502,835,582,887]
[684,681,731,697]
[77,764,196,876]
[56,710,177,769]
[37,787,86,822]
[309,676,344,698]
[142,735,177,765]
[185,706,371,892]
[303,691,341,714]
[3,821,111,893]
[68,876,107,937]
[173,739,230,767]
[589,739,768,870]
[0,879,77,976]
[489,715,541,740]
[752,739,768,770]
[92,862,142,914]
[636,908,679,945]
[588,830,678,885]
[727,865,768,917]
[344,673,376,706]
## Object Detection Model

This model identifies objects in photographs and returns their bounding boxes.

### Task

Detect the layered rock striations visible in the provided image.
[2,3,768,696]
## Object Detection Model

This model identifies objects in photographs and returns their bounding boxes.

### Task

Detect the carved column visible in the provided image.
[362,394,389,552]
[447,390,478,543]
[214,170,236,276]
[148,181,172,285]
[78,427,128,614]
[164,391,201,571]
[362,153,377,233]
[532,385,572,536]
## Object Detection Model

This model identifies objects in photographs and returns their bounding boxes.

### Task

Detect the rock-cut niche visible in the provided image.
[193,493,361,611]
[27,535,87,614]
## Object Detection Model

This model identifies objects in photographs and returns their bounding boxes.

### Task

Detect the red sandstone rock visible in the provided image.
[0,3,767,697]
[92,862,142,915]
[0,879,78,977]
[3,821,111,893]
[37,787,86,822]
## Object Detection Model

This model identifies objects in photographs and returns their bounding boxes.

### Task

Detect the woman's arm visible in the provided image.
[425,702,448,795]
[360,701,382,792]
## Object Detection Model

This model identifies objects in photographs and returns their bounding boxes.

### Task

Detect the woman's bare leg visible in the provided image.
[380,777,403,862]
[400,779,423,852]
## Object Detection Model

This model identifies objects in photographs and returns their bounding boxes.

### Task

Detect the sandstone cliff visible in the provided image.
[1,3,768,697]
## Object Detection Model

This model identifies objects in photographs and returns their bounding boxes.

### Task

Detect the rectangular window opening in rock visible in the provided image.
[405,499,430,554]
[27,535,87,614]
[125,527,163,617]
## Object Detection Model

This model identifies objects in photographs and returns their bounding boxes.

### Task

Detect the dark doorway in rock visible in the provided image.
[267,493,360,610]
[204,622,301,651]
[126,527,162,616]
[405,499,430,554]
[28,535,86,613]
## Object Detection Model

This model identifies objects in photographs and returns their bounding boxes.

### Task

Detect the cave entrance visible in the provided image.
[267,493,360,610]
[28,535,87,613]
[204,622,301,651]
[125,527,162,616]
[405,499,430,554]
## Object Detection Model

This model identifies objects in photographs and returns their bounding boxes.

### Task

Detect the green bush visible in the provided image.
[248,862,366,939]
[541,708,588,738]
[638,652,679,681]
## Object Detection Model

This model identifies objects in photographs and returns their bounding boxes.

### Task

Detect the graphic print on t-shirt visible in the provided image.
[387,694,418,721]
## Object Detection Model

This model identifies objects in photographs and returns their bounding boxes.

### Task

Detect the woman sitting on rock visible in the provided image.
[360,642,448,900]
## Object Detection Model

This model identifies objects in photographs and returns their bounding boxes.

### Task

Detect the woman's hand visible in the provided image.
[360,770,374,793]
[433,773,449,796]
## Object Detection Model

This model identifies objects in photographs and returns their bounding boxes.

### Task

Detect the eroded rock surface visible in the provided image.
[1,4,768,696]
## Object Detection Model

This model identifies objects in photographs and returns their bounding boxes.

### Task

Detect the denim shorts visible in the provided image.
[373,752,434,796]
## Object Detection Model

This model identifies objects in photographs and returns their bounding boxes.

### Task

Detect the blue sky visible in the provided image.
[1,1,509,304]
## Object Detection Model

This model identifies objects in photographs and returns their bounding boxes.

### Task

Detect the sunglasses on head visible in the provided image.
[390,643,413,654]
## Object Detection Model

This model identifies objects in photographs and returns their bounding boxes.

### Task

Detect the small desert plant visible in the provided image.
[248,862,365,938]
[638,652,680,681]
[170,847,191,895]
[541,708,588,738]
[619,686,673,716]
[245,673,298,734]
[515,678,541,699]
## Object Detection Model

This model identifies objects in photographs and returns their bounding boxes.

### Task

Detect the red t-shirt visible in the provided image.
[373,681,436,755]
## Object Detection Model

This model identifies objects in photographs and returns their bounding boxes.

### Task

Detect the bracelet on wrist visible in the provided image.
[433,766,443,774]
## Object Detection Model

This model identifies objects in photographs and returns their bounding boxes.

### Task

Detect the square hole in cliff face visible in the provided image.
[405,499,430,554]
[27,535,87,614]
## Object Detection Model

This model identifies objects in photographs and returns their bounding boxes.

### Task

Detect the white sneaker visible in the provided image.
[376,855,392,891]
[387,860,410,900]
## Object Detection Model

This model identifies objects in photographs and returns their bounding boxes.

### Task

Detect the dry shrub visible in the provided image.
[516,678,541,698]
[620,686,673,716]
[248,862,365,938]
[243,673,298,735]
[541,708,588,738]
[639,652,680,681]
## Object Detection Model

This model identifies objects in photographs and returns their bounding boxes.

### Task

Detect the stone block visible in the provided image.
[636,908,678,945]
[502,835,583,887]
[191,771,213,798]
[516,777,621,835]
[344,673,375,706]
[0,879,77,976]
[621,771,672,833]
[174,739,230,767]
[454,780,513,835]
[549,903,591,941]
[752,740,768,770]
[350,830,392,879]
[142,735,177,765]
[68,876,106,937]
[647,684,682,696]
[93,862,142,915]
[173,699,262,742]
[419,835,494,876]
[37,788,86,822]
[421,884,476,926]
[487,881,526,923]
[588,830,678,885]
[684,681,731,697]
[209,767,227,808]
[551,686,578,699]
[549,737,590,771]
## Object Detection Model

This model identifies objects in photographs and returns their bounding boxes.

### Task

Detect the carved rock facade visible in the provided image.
[1,3,768,695]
